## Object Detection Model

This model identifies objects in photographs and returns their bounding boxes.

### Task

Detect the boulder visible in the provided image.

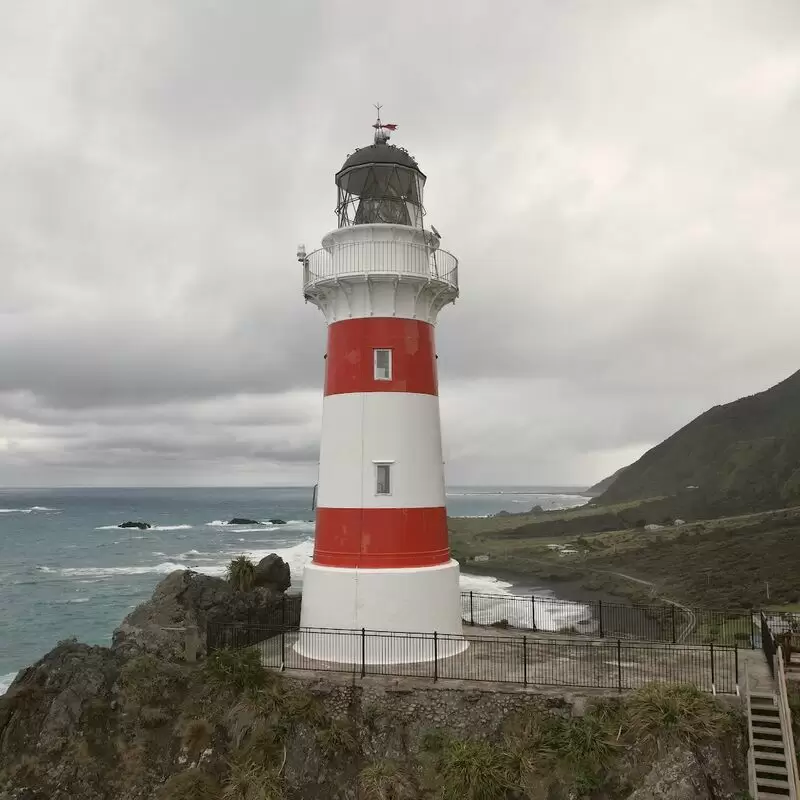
[268,518,287,525]
[119,521,151,530]
[227,517,261,525]
[530,504,545,515]
[254,553,291,592]
[111,556,297,661]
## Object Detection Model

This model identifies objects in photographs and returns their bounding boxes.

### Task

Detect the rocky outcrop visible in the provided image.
[111,558,297,661]
[254,554,291,592]
[118,521,150,530]
[268,518,287,525]
[227,518,260,525]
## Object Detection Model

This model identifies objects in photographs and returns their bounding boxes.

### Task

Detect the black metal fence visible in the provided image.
[269,591,756,649]
[207,622,739,694]
[460,591,758,649]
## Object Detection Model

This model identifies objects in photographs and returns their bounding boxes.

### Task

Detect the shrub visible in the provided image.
[626,682,728,748]
[205,648,268,694]
[316,718,359,758]
[181,718,214,761]
[120,654,184,707]
[435,738,515,800]
[158,768,219,800]
[222,760,284,800]
[359,759,417,800]
[227,556,256,592]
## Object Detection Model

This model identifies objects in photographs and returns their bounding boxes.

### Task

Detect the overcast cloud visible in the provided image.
[1,0,799,487]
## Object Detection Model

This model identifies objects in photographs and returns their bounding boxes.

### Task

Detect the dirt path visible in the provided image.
[601,569,697,643]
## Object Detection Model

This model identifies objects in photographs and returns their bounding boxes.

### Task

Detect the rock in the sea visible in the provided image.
[268,518,287,525]
[118,521,151,530]
[254,553,291,592]
[111,557,297,661]
[227,517,261,525]
[530,504,545,515]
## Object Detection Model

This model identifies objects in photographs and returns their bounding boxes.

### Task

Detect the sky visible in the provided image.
[1,0,799,488]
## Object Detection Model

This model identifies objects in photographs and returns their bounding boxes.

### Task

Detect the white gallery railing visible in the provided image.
[302,240,458,292]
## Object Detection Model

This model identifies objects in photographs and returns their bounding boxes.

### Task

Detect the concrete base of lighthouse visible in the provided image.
[295,559,468,664]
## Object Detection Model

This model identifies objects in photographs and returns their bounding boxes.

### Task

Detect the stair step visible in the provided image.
[756,775,791,788]
[758,793,792,800]
[754,738,787,751]
[756,751,787,762]
[756,764,789,776]
[752,716,781,727]
[753,726,784,738]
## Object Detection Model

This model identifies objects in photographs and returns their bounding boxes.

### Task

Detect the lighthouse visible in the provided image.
[296,115,465,664]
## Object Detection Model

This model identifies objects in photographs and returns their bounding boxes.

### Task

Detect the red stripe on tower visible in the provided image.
[324,318,438,396]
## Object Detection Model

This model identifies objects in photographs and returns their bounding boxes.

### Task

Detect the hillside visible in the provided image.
[596,368,800,509]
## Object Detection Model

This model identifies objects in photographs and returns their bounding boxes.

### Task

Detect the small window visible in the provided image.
[374,349,392,381]
[376,463,392,495]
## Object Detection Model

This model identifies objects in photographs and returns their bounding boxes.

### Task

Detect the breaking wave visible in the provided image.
[95,524,193,531]
[1,672,18,696]
[0,506,60,513]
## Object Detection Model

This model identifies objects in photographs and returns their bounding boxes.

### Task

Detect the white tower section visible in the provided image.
[296,122,466,664]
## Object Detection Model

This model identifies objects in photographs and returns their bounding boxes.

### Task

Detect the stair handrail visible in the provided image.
[776,644,800,799]
[744,661,758,799]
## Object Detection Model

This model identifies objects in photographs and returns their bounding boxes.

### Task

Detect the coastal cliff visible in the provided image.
[0,561,748,799]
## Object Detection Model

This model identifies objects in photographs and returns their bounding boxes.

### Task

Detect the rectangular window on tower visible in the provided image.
[375,463,392,495]
[374,349,392,381]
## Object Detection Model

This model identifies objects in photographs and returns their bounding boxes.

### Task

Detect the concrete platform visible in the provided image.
[257,624,741,694]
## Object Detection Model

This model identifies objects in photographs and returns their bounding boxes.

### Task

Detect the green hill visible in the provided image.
[596,368,800,510]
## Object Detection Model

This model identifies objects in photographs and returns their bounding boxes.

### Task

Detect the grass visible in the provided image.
[180,718,214,761]
[358,759,417,800]
[222,760,285,800]
[626,682,729,749]
[120,654,185,708]
[227,556,256,592]
[205,648,270,695]
[434,738,516,800]
[158,768,220,800]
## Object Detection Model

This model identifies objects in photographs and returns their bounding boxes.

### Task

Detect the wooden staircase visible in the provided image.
[748,689,793,798]
[746,647,800,799]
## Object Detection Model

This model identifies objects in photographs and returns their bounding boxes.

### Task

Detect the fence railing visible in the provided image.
[207,621,739,695]
[267,591,757,649]
[303,240,458,291]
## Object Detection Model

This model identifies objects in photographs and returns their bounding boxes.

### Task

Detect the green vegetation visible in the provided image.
[358,759,417,800]
[159,768,220,800]
[120,654,186,708]
[412,684,736,799]
[627,683,729,748]
[451,501,800,610]
[222,760,285,800]
[180,718,214,761]
[205,648,269,695]
[595,368,800,509]
[227,556,257,592]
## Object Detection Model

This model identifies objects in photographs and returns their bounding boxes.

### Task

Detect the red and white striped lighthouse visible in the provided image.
[296,117,465,663]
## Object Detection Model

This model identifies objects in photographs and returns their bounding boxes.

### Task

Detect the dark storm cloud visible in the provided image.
[1,0,799,485]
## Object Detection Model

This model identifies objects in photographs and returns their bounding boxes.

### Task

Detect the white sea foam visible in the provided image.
[1,506,60,513]
[96,523,192,531]
[58,562,192,578]
[64,598,90,604]
[0,672,18,696]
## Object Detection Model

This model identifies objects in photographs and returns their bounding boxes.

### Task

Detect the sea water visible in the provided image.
[0,486,588,693]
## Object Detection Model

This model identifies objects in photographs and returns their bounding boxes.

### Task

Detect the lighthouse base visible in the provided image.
[295,559,467,664]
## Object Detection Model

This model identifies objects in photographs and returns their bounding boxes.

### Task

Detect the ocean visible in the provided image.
[0,486,589,694]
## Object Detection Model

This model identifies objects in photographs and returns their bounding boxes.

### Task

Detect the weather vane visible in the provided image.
[372,103,397,143]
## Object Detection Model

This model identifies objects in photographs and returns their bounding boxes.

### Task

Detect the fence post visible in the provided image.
[617,639,622,693]
[531,595,537,631]
[433,632,439,683]
[671,604,677,644]
[470,591,474,626]
[734,644,739,692]
[710,643,715,690]
[361,628,366,679]
[598,600,604,638]
[523,636,528,686]
[751,613,756,650]
[280,627,286,671]
[281,595,286,626]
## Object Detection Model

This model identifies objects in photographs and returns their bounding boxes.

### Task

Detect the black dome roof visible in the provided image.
[337,143,423,176]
